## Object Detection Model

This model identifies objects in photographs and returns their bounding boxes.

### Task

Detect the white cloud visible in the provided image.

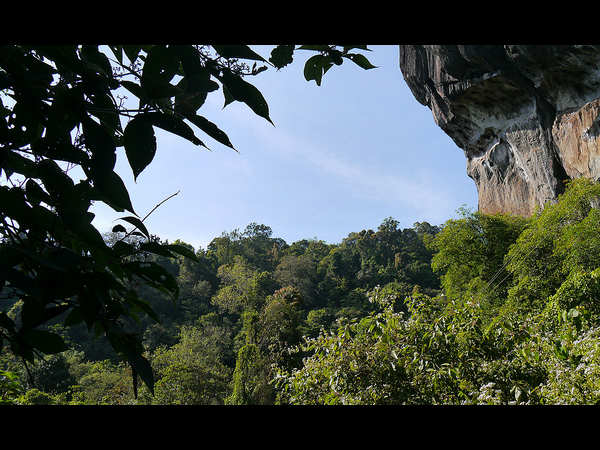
[252,124,456,222]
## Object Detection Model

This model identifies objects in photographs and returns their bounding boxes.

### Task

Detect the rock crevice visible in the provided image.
[399,45,600,216]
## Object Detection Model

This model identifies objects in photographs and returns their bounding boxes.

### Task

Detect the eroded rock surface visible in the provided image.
[399,45,600,216]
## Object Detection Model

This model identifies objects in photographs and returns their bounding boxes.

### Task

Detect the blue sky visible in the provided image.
[91,45,478,250]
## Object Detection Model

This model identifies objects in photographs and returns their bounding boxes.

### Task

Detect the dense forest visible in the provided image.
[0,211,440,404]
[3,178,600,404]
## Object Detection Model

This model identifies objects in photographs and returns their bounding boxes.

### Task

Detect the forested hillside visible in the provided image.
[0,214,440,404]
[4,178,600,404]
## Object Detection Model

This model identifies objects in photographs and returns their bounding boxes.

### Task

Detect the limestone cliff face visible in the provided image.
[399,45,600,216]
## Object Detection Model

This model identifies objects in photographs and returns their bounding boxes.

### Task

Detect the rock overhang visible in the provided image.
[399,45,600,216]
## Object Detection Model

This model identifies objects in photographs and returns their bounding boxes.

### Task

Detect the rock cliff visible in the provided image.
[399,45,600,216]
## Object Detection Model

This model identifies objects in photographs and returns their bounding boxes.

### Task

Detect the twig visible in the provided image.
[116,190,180,243]
[141,190,180,223]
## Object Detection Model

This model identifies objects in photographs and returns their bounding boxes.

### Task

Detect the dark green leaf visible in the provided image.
[25,179,51,206]
[343,45,371,53]
[129,353,154,396]
[186,74,219,94]
[21,297,46,329]
[166,244,199,262]
[112,224,127,233]
[129,297,160,324]
[11,337,35,363]
[83,117,117,180]
[143,46,180,82]
[105,328,153,395]
[121,81,149,106]
[31,46,81,77]
[145,83,182,100]
[37,159,75,198]
[123,46,141,63]
[109,46,123,65]
[222,84,235,108]
[22,329,68,354]
[93,321,105,338]
[0,312,15,332]
[123,115,157,181]
[253,65,268,75]
[125,261,179,298]
[173,68,219,116]
[93,171,136,214]
[145,112,204,147]
[174,80,207,116]
[269,45,295,69]
[141,46,181,99]
[304,54,331,86]
[43,304,70,321]
[2,150,39,179]
[212,45,267,62]
[32,135,87,166]
[118,216,150,240]
[298,45,331,52]
[0,186,34,226]
[112,240,136,257]
[0,71,10,91]
[347,53,377,70]
[173,45,204,76]
[139,241,176,258]
[220,71,272,124]
[87,90,122,134]
[184,114,235,150]
[10,100,45,143]
[71,220,109,252]
[13,246,67,272]
[80,45,114,78]
[78,290,101,330]
[46,248,83,272]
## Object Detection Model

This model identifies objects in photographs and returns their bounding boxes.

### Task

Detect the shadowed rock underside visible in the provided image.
[399,45,600,216]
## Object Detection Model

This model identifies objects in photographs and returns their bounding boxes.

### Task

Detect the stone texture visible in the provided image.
[398,45,600,216]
